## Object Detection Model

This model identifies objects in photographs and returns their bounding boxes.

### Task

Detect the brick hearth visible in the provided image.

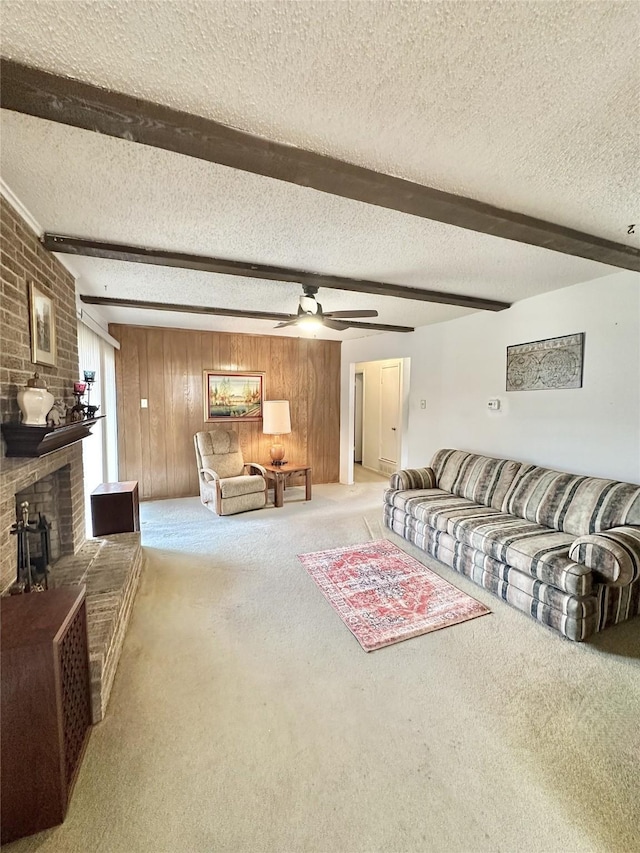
[55,533,143,723]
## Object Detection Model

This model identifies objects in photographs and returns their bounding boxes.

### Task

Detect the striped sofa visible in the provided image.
[383,449,640,641]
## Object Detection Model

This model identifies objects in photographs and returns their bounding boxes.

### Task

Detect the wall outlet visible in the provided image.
[140,399,148,409]
[420,399,427,409]
[487,399,500,410]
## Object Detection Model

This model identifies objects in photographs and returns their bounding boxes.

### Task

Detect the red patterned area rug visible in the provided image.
[299,539,490,651]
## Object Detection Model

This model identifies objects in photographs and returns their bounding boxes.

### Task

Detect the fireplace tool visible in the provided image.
[9,501,50,593]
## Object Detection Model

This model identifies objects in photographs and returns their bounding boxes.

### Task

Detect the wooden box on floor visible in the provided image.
[91,480,140,536]
[1,587,92,844]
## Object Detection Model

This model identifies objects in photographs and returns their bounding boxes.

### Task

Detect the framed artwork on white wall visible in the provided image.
[506,332,584,391]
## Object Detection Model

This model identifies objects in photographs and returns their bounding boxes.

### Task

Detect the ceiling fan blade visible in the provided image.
[322,318,351,331]
[323,309,379,319]
[274,316,301,328]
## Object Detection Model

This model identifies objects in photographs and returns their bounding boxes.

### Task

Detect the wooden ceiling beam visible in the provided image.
[3,59,639,273]
[79,295,415,333]
[45,233,509,311]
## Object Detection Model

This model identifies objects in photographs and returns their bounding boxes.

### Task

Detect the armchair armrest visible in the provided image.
[245,462,266,476]
[569,526,640,587]
[200,467,220,483]
[389,467,437,491]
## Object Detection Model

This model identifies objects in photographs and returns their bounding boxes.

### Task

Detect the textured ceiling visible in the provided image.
[68,260,471,341]
[1,1,637,338]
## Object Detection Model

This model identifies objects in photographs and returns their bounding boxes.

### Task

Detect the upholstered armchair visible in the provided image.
[194,429,267,516]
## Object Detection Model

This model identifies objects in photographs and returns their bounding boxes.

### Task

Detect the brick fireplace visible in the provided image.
[0,195,86,590]
[1,437,86,591]
[1,193,144,725]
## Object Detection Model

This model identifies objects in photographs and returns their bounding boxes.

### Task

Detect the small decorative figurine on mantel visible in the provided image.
[46,399,68,427]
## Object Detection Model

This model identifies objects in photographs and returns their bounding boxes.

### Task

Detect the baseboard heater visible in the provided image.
[378,459,398,476]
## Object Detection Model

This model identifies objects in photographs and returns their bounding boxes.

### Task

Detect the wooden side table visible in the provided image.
[91,481,140,536]
[262,463,312,508]
[1,587,92,843]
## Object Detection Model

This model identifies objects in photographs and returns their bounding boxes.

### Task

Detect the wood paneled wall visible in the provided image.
[111,325,341,500]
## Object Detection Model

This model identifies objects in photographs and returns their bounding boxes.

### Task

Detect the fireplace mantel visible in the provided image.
[1,417,105,458]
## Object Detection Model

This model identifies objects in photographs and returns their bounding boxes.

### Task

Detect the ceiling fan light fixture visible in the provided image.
[298,314,324,331]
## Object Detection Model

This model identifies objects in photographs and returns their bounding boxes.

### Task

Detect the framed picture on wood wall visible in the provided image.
[29,282,57,367]
[203,371,264,422]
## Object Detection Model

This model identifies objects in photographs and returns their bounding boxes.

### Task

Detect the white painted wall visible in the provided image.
[341,271,640,484]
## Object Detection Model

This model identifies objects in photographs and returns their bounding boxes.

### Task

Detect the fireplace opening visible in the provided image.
[13,465,74,590]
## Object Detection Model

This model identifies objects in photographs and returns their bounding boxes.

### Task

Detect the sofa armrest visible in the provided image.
[569,527,640,587]
[200,467,220,483]
[245,462,267,476]
[389,467,437,490]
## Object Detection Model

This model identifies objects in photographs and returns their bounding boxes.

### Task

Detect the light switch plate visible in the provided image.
[487,399,500,410]
[140,399,148,409]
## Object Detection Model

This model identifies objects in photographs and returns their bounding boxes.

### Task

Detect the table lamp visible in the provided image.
[263,400,291,466]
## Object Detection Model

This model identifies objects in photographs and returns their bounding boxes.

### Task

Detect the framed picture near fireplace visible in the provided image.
[203,370,264,422]
[29,282,56,367]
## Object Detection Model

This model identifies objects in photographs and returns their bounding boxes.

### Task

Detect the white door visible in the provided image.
[379,363,401,464]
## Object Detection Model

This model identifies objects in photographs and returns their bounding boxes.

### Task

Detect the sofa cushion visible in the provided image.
[446,513,590,595]
[220,474,265,498]
[430,449,522,509]
[383,487,446,515]
[411,497,503,533]
[426,529,597,619]
[383,515,597,639]
[219,490,266,516]
[502,464,640,536]
[383,488,499,530]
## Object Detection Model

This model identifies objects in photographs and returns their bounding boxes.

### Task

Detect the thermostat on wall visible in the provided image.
[487,399,500,410]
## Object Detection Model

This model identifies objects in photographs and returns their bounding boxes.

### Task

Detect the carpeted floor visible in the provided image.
[8,481,640,853]
[354,463,389,483]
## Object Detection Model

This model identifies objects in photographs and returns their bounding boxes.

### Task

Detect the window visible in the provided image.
[77,320,119,537]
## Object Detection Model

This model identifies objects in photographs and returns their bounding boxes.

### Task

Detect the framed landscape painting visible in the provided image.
[29,281,56,366]
[203,371,264,422]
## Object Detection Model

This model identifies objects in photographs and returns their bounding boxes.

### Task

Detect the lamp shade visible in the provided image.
[262,400,291,435]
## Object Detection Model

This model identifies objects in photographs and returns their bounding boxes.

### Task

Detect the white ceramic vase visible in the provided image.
[17,385,54,426]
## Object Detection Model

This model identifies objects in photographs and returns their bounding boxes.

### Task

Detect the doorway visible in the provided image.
[353,357,407,478]
[354,372,364,463]
[379,362,401,467]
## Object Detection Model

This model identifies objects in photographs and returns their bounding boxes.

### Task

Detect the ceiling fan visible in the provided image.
[275,286,379,331]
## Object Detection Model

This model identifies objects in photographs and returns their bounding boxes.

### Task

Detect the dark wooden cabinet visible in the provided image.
[1,587,92,844]
[91,480,140,536]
